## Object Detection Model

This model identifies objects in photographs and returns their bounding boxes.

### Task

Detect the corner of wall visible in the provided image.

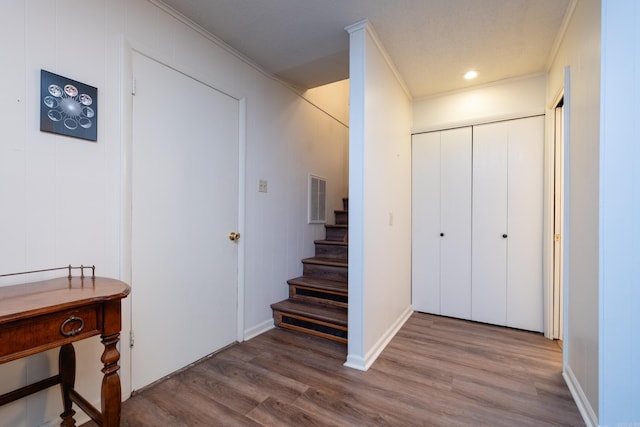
[564,365,598,427]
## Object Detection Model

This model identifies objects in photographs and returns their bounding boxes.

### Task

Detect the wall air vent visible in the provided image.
[308,174,327,224]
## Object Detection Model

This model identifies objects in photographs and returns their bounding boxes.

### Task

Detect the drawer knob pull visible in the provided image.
[60,316,85,337]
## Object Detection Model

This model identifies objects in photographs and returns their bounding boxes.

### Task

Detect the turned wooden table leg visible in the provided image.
[59,343,76,427]
[100,332,121,426]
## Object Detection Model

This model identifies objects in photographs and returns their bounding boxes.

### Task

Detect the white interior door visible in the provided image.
[472,122,508,326]
[440,127,472,319]
[472,117,544,331]
[412,128,471,318]
[412,132,441,314]
[553,104,565,339]
[131,52,239,390]
[506,116,544,331]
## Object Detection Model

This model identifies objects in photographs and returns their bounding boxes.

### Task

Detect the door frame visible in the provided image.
[544,86,567,341]
[119,41,246,398]
[552,94,565,341]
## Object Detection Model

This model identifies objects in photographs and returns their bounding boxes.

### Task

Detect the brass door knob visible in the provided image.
[228,231,241,241]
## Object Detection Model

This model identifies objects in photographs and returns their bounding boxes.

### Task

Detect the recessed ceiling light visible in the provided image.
[464,70,478,80]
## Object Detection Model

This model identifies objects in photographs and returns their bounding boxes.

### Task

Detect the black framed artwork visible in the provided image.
[40,70,98,141]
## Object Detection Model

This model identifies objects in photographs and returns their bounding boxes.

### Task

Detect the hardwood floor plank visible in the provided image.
[381,338,541,397]
[294,385,410,426]
[370,351,454,392]
[152,377,262,426]
[176,365,267,415]
[246,396,343,427]
[118,392,183,427]
[534,378,582,404]
[452,377,583,426]
[190,353,309,406]
[300,381,472,427]
[81,312,585,426]
[250,326,347,360]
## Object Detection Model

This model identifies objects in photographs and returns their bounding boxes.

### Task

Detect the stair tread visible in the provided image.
[271,299,347,326]
[287,276,348,293]
[301,257,348,267]
[314,239,348,247]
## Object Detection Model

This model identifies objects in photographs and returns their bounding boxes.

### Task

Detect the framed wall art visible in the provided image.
[40,70,98,141]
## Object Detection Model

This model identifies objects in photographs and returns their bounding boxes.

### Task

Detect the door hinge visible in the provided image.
[131,78,136,96]
[555,234,561,242]
[129,330,135,348]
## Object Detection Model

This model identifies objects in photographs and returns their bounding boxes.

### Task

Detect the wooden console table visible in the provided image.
[0,273,130,426]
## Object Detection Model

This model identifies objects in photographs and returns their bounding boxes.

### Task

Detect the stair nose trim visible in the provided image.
[314,239,348,246]
[301,257,348,267]
[287,276,348,292]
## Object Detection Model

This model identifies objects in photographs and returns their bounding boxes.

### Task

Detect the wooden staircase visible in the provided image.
[271,198,348,343]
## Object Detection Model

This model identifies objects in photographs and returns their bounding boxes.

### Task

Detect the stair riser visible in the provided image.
[325,227,348,241]
[303,263,347,282]
[289,285,348,307]
[334,211,348,225]
[315,243,348,260]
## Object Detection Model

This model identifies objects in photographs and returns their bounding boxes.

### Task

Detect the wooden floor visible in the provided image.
[85,313,585,426]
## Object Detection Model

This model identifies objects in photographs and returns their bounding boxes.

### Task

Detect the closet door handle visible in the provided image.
[440,233,444,237]
[502,234,508,238]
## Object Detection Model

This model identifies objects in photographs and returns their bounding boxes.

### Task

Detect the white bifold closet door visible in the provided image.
[472,116,544,331]
[412,127,472,319]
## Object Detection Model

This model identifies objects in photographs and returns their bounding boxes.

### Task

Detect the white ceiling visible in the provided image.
[160,0,572,98]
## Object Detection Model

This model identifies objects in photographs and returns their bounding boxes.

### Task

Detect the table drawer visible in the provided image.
[0,306,101,363]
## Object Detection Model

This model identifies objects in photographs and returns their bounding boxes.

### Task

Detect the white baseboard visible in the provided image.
[564,365,598,427]
[344,305,413,371]
[243,318,274,341]
[344,353,367,371]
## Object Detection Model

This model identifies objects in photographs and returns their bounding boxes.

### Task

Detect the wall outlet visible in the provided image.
[258,179,268,193]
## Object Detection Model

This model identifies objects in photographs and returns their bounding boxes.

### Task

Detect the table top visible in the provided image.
[0,276,130,324]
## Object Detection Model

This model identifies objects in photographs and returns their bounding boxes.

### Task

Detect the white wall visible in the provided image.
[0,1,348,426]
[345,21,413,371]
[412,74,546,132]
[0,2,124,425]
[303,79,350,127]
[547,1,601,424]
[599,1,640,425]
